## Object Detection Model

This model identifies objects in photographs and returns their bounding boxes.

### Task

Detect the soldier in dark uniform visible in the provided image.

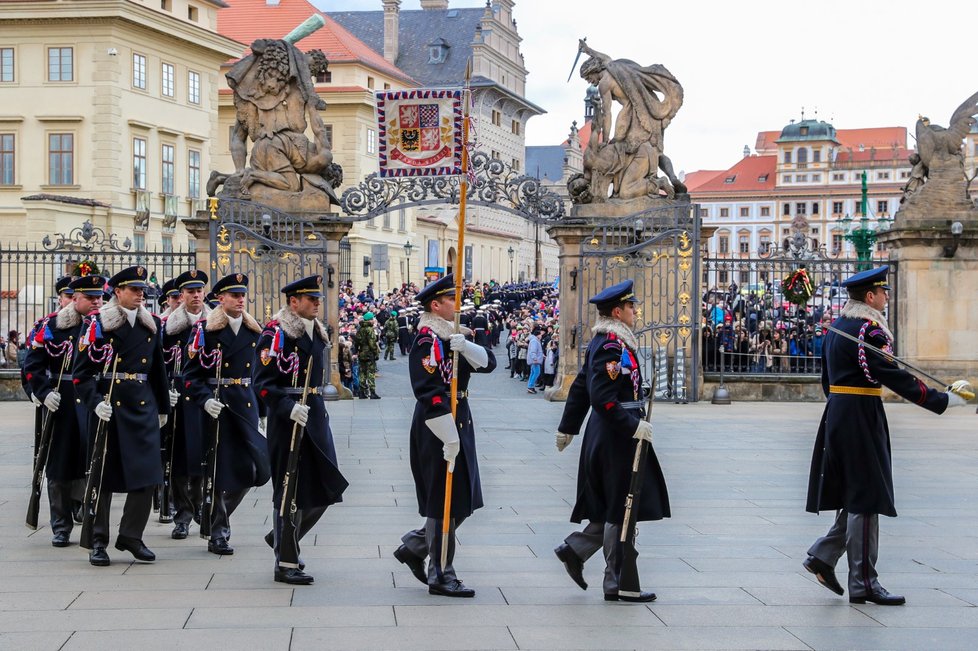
[255,275,348,585]
[183,273,271,555]
[162,270,210,540]
[553,279,667,603]
[157,278,180,317]
[803,266,972,605]
[396,308,413,356]
[23,275,104,546]
[392,274,496,598]
[73,266,171,566]
[470,308,490,348]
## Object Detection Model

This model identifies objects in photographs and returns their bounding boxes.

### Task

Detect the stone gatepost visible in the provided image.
[877,219,978,381]
[543,218,593,402]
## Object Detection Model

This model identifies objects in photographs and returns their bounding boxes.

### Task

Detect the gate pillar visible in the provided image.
[319,221,355,400]
[543,219,595,402]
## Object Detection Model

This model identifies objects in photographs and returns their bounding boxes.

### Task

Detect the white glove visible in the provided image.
[158,414,168,428]
[290,403,310,426]
[948,380,974,401]
[168,389,180,408]
[425,413,460,472]
[259,416,267,435]
[449,335,489,369]
[43,391,61,413]
[633,420,654,444]
[30,393,42,407]
[946,391,968,408]
[204,398,225,419]
[555,431,574,452]
[94,401,112,422]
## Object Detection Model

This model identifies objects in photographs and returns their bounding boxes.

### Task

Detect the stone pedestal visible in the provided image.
[877,221,978,381]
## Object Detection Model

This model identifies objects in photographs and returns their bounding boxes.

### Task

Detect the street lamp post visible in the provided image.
[403,240,413,285]
[838,171,890,270]
[507,246,515,283]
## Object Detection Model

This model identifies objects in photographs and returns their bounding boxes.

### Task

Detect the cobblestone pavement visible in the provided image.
[2,345,978,650]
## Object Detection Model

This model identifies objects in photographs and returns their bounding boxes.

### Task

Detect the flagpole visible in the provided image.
[441,60,472,574]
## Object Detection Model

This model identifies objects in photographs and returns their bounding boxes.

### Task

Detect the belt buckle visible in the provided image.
[229,378,242,385]
[124,372,137,381]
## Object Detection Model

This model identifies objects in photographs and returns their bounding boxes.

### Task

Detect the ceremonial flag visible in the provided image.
[375,89,464,178]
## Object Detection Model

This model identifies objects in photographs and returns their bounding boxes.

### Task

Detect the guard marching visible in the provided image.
[353,312,380,399]
[553,279,668,602]
[254,275,348,585]
[183,273,271,555]
[72,266,171,566]
[803,266,972,605]
[393,274,496,598]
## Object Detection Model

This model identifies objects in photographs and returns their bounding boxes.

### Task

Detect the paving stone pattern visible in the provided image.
[2,348,978,650]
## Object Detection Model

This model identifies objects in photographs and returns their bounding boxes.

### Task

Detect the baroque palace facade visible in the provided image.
[0,0,556,291]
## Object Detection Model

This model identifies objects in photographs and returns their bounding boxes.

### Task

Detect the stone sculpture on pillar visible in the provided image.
[567,40,687,205]
[897,91,978,219]
[207,38,343,213]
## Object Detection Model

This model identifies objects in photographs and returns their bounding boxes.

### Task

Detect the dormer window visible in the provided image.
[428,38,450,64]
[799,126,809,136]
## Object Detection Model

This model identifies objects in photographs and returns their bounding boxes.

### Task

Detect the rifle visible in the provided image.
[79,352,121,550]
[157,351,180,523]
[26,348,72,530]
[278,358,314,568]
[617,387,655,597]
[199,350,222,540]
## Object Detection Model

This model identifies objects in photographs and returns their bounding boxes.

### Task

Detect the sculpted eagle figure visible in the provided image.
[915,91,978,174]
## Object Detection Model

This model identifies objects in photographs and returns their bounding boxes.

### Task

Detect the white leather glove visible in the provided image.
[450,334,489,369]
[425,413,460,472]
[30,393,42,407]
[290,403,310,426]
[94,401,112,422]
[158,414,168,428]
[259,416,267,435]
[555,431,574,452]
[168,389,180,408]
[948,380,974,401]
[204,398,225,419]
[633,420,654,444]
[43,391,61,413]
[946,390,968,408]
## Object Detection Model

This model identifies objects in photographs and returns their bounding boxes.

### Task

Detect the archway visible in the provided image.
[446,246,456,276]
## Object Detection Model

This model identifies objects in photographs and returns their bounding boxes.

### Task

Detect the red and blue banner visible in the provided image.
[375,89,464,178]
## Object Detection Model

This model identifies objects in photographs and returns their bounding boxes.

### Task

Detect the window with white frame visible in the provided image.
[133,137,147,189]
[48,133,73,185]
[1,48,15,82]
[161,144,174,195]
[188,70,200,104]
[161,63,174,97]
[188,149,200,198]
[47,47,73,82]
[366,128,376,155]
[133,53,146,89]
[0,134,14,185]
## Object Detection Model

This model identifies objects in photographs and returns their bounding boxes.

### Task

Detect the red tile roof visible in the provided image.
[683,170,724,192]
[218,0,415,85]
[691,156,777,194]
[755,126,907,154]
[834,147,914,164]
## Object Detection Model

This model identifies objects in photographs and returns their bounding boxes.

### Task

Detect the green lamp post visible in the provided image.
[839,171,890,270]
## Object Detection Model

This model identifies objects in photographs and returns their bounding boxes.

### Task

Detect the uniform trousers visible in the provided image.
[92,487,153,547]
[47,480,82,536]
[401,516,467,584]
[807,509,881,597]
[271,506,327,568]
[208,488,249,541]
[564,521,634,594]
[172,476,202,526]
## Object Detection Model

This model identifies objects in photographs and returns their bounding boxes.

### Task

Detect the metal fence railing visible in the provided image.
[700,253,895,376]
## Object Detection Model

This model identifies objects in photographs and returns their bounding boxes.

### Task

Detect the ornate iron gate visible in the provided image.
[578,202,701,402]
[209,199,329,324]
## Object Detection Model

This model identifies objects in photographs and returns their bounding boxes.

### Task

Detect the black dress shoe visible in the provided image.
[51,532,70,548]
[264,530,304,570]
[605,591,657,603]
[428,579,475,598]
[554,543,587,590]
[850,587,905,605]
[208,537,234,555]
[89,547,110,566]
[114,535,156,562]
[393,545,427,585]
[803,556,844,596]
[274,567,314,585]
[171,523,189,540]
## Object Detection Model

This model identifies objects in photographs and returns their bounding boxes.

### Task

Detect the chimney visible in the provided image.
[383,0,401,64]
[420,0,449,9]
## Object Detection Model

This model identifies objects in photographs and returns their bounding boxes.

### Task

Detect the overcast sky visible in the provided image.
[316,0,975,174]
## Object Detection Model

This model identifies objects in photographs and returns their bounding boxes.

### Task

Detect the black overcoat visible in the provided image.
[409,317,496,519]
[806,315,947,517]
[182,308,271,492]
[72,302,170,492]
[558,325,670,525]
[161,306,208,478]
[254,310,348,510]
[23,307,88,481]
